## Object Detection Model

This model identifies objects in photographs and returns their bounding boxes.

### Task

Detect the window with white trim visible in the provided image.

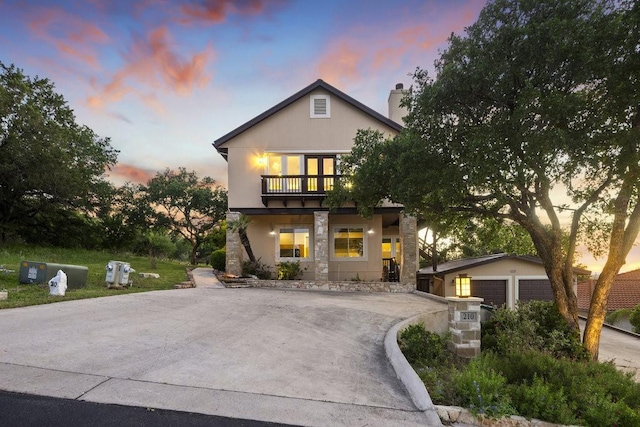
[277,227,311,260]
[310,94,330,118]
[332,226,366,259]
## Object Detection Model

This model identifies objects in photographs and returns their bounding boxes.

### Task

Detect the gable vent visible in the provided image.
[314,97,327,115]
[310,94,330,118]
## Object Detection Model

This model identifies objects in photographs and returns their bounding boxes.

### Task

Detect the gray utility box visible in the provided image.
[18,260,89,289]
[105,261,131,286]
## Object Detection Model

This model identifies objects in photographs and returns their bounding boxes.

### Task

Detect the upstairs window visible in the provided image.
[310,94,330,118]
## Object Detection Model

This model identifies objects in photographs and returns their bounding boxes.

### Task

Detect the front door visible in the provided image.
[382,236,401,281]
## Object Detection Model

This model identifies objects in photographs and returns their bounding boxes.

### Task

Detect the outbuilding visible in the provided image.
[417,253,590,309]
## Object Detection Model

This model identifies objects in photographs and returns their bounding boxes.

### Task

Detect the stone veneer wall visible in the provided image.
[314,211,329,280]
[399,214,418,284]
[225,212,243,277]
[246,279,415,293]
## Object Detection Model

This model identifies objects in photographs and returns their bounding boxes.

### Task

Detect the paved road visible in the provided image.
[0,271,445,426]
[0,390,290,427]
[584,322,640,381]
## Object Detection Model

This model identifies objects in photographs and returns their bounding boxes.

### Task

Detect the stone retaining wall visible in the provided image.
[246,279,415,293]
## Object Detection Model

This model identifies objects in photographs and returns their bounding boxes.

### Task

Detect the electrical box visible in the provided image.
[18,261,89,289]
[106,261,131,287]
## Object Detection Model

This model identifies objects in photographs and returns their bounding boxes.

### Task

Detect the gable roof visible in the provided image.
[578,268,640,310]
[417,253,591,276]
[212,79,403,160]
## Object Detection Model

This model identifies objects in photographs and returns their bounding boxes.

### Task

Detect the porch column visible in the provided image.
[226,211,243,277]
[314,211,329,281]
[399,213,418,284]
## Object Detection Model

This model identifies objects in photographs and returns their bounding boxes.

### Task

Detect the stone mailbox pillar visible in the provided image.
[447,297,483,358]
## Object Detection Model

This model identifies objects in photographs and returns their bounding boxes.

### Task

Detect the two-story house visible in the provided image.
[213,79,418,284]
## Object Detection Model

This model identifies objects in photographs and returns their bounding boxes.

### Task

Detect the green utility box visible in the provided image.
[18,260,89,289]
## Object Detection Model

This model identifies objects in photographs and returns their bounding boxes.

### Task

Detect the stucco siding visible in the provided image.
[242,213,398,282]
[440,259,549,308]
[225,88,399,209]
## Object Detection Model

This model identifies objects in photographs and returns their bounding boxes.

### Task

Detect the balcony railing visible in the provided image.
[261,174,340,206]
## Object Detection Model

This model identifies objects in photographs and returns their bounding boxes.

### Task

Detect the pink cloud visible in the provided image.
[314,1,483,86]
[87,26,214,110]
[110,163,156,184]
[316,42,364,89]
[179,0,288,24]
[28,6,108,68]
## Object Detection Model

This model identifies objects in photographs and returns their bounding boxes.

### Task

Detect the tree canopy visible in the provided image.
[336,0,639,359]
[142,168,227,265]
[0,62,118,241]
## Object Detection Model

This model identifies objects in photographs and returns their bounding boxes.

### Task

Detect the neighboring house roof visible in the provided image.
[417,253,591,276]
[212,79,403,160]
[578,269,640,310]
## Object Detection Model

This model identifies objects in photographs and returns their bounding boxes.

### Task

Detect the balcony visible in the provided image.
[261,174,339,207]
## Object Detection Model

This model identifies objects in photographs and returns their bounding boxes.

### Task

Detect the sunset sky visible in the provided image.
[1,0,638,273]
[1,0,483,184]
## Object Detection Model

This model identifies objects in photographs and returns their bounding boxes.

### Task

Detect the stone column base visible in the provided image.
[447,297,483,358]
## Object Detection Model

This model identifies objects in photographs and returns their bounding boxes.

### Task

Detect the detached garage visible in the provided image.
[472,279,507,307]
[518,279,554,302]
[417,253,589,309]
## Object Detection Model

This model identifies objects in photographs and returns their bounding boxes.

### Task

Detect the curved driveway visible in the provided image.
[0,270,446,426]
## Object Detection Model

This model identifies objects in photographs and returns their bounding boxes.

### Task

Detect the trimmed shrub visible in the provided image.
[398,324,451,366]
[209,249,226,271]
[276,260,306,280]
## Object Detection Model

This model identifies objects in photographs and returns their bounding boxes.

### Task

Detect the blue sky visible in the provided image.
[0,0,484,184]
[2,0,638,273]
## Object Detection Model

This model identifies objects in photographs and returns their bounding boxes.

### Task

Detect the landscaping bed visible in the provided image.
[399,301,640,426]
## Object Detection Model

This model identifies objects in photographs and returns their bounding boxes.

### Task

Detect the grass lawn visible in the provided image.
[0,245,196,309]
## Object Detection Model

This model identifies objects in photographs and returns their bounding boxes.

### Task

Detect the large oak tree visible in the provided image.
[142,168,227,265]
[336,0,639,359]
[0,63,118,241]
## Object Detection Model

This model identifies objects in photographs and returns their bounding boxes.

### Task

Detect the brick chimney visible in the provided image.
[388,83,408,125]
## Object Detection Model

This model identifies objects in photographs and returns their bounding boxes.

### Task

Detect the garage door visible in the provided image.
[471,280,507,307]
[519,279,554,302]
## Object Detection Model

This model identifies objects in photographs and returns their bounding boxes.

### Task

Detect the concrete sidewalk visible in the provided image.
[0,268,446,426]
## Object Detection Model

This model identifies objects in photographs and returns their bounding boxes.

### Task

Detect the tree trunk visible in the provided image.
[240,230,256,263]
[432,231,438,272]
[190,245,198,266]
[583,169,640,360]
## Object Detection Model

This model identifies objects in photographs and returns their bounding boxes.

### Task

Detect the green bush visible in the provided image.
[398,324,452,366]
[629,305,640,334]
[452,355,514,417]
[509,375,575,425]
[276,260,306,280]
[242,259,272,279]
[210,249,226,271]
[484,349,640,426]
[482,300,588,360]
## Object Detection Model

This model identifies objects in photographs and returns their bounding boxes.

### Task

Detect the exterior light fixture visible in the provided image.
[269,225,276,236]
[455,274,471,298]
[256,155,267,167]
[367,226,374,234]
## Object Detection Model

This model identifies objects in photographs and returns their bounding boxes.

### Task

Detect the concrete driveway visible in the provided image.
[0,270,446,426]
